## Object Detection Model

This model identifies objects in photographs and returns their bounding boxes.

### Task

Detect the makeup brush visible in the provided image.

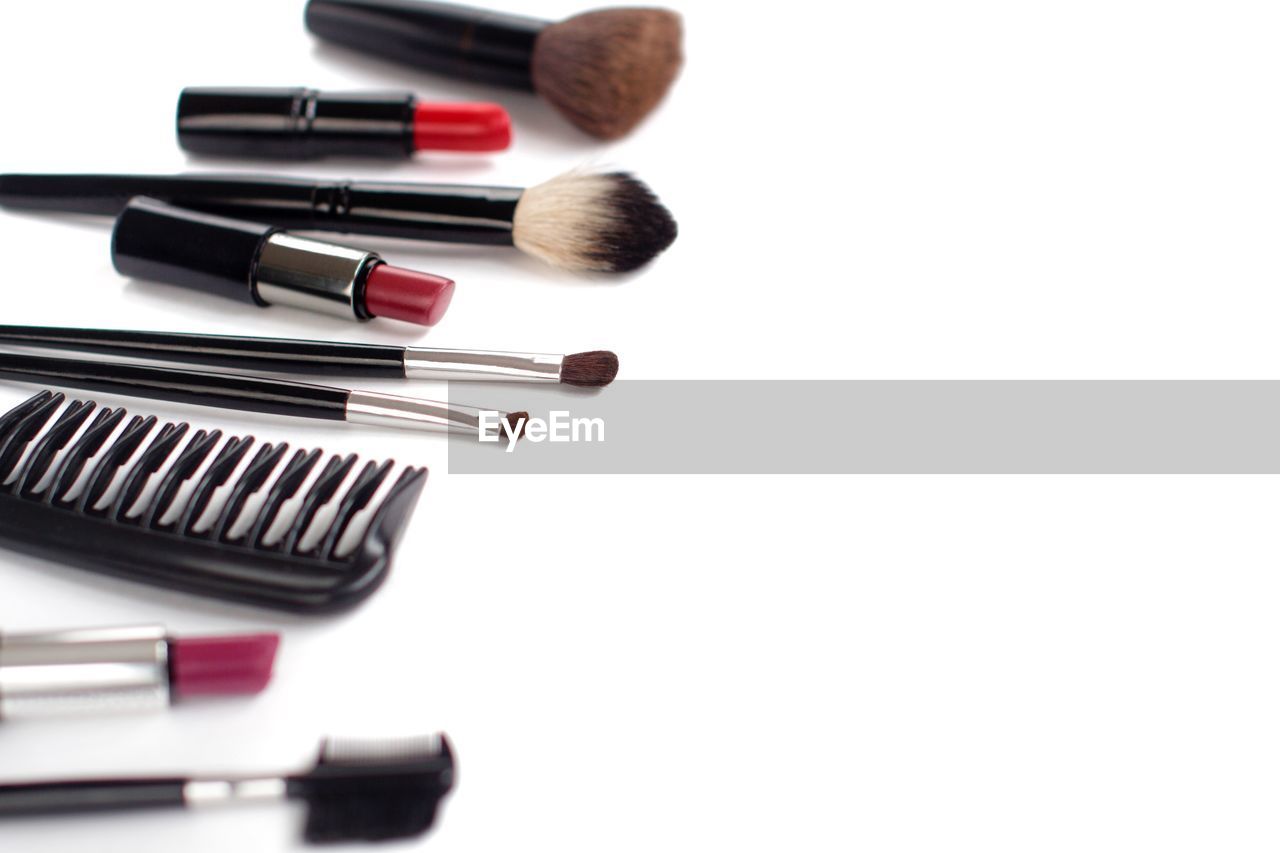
[0,734,454,844]
[0,326,620,387]
[0,352,528,441]
[0,170,677,274]
[305,0,683,140]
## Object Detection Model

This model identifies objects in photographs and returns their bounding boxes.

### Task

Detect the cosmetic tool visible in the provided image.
[178,87,512,158]
[0,391,427,612]
[0,626,278,719]
[0,326,619,387]
[0,353,527,441]
[305,0,682,140]
[0,170,678,273]
[115,197,454,327]
[0,733,455,844]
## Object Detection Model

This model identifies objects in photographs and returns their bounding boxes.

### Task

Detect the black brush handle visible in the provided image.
[0,778,186,817]
[0,353,350,421]
[0,326,408,378]
[0,174,523,245]
[306,0,545,90]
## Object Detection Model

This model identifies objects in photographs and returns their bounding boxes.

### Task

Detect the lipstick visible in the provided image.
[177,87,512,159]
[0,625,279,718]
[113,197,454,326]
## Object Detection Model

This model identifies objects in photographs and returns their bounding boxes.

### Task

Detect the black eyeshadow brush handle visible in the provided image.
[0,173,522,245]
[0,353,350,421]
[0,778,186,817]
[0,326,407,378]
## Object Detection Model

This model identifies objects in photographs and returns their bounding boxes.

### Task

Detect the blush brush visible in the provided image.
[0,734,455,844]
[0,169,678,274]
[305,0,683,140]
[0,326,620,387]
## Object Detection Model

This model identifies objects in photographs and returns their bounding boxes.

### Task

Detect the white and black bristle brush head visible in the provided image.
[515,170,678,273]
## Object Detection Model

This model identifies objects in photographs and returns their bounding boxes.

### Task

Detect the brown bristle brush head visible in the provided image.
[504,412,529,441]
[561,351,620,387]
[531,8,684,140]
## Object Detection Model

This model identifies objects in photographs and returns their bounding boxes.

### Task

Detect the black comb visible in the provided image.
[0,391,427,613]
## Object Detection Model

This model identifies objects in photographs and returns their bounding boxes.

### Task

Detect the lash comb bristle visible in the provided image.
[0,391,427,613]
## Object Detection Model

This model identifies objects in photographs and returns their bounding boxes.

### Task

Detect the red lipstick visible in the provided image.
[178,87,512,159]
[413,101,511,152]
[113,197,455,327]
[0,625,279,718]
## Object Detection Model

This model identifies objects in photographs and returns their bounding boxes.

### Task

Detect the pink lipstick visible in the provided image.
[0,625,279,718]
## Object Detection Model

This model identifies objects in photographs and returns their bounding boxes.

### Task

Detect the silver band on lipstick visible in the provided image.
[403,348,564,382]
[254,233,378,320]
[345,389,510,437]
[0,625,169,719]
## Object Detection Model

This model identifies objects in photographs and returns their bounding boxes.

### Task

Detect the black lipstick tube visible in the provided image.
[111,198,455,326]
[305,0,547,90]
[0,173,522,246]
[178,88,416,159]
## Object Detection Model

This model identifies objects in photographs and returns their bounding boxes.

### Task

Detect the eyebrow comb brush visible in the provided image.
[0,734,454,844]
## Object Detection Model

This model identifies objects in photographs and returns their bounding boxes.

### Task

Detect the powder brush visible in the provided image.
[306,0,683,139]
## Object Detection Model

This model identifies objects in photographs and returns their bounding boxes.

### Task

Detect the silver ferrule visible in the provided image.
[403,348,565,383]
[183,777,288,808]
[0,625,170,719]
[254,232,377,320]
[345,389,513,439]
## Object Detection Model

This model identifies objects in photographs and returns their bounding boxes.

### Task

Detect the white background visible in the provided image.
[2,0,1280,850]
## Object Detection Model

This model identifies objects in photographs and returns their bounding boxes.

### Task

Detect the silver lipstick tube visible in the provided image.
[0,626,170,719]
[403,348,564,382]
[254,233,378,320]
[345,390,517,438]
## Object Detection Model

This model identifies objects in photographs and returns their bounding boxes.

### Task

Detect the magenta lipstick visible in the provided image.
[0,625,279,718]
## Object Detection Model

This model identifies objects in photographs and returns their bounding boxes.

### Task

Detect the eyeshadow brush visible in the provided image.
[0,326,619,387]
[0,352,527,441]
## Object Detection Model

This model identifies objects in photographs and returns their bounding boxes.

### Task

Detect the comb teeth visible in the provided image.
[320,734,447,766]
[0,392,414,560]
